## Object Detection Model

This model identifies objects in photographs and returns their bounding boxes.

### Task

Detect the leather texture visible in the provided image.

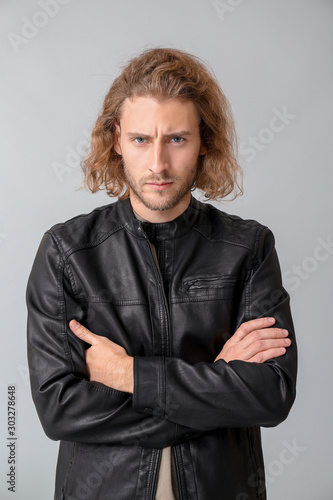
[26,196,297,500]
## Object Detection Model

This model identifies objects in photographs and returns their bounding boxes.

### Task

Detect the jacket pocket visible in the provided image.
[179,276,239,299]
[60,443,140,500]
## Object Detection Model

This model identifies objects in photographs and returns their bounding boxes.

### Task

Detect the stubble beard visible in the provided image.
[123,163,199,212]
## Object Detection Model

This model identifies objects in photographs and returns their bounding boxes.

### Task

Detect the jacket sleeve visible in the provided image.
[27,231,200,447]
[132,227,297,431]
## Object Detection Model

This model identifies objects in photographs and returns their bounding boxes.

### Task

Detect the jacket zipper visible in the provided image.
[145,239,182,500]
[145,240,172,357]
[172,446,185,500]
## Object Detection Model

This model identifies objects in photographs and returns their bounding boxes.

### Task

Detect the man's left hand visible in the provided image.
[69,320,134,394]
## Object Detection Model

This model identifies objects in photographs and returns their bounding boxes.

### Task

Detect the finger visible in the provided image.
[244,338,291,361]
[234,317,276,341]
[69,320,99,346]
[248,347,287,364]
[241,327,289,350]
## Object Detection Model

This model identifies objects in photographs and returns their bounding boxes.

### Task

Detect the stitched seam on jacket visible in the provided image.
[146,449,157,500]
[49,226,129,302]
[65,260,77,297]
[75,295,148,306]
[50,234,73,366]
[252,225,266,274]
[245,226,265,321]
[161,357,166,419]
[157,358,163,417]
[158,272,166,358]
[176,445,187,500]
[49,224,125,260]
[149,411,214,432]
[133,357,140,408]
[80,378,129,399]
[135,447,145,500]
[168,239,175,357]
[46,232,79,330]
[247,427,264,499]
[61,442,78,498]
[192,226,257,252]
[188,442,199,500]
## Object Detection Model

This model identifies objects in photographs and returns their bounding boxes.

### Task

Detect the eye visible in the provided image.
[170,136,185,143]
[133,137,147,144]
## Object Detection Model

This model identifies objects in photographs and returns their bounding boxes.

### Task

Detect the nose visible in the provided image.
[149,142,169,173]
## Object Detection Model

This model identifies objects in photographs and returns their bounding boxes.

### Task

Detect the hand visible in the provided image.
[69,320,134,393]
[215,317,291,363]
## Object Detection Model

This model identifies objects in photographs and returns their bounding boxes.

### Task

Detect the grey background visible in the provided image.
[1,0,332,498]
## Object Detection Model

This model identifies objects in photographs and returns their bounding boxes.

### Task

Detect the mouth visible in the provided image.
[145,182,174,191]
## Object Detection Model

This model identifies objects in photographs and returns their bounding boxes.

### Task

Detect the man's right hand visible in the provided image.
[215,317,291,364]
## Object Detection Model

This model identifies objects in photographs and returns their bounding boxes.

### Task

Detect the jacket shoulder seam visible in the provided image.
[245,224,268,321]
[47,225,126,261]
[192,226,256,255]
[252,225,268,273]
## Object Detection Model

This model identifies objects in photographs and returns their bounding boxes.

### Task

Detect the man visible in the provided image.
[27,48,297,500]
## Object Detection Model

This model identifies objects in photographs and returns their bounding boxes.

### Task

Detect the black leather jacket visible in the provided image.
[26,196,297,500]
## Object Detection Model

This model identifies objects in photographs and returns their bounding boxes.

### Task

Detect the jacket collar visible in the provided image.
[119,195,201,241]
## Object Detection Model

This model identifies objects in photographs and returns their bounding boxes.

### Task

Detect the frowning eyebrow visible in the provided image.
[126,130,193,139]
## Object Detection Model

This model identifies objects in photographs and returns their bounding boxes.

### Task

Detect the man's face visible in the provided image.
[114,96,205,222]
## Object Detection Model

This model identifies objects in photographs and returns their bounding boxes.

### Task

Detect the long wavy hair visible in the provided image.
[82,47,243,200]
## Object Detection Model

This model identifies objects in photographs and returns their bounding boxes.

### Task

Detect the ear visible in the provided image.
[113,122,121,155]
[199,143,206,156]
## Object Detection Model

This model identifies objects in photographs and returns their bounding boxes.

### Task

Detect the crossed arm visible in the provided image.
[27,228,296,441]
[69,316,291,394]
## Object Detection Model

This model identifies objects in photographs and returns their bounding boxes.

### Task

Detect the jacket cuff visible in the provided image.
[132,356,165,417]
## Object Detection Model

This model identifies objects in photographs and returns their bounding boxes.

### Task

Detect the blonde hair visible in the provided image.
[82,47,242,200]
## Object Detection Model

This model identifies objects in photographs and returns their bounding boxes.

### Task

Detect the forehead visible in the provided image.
[119,96,200,128]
